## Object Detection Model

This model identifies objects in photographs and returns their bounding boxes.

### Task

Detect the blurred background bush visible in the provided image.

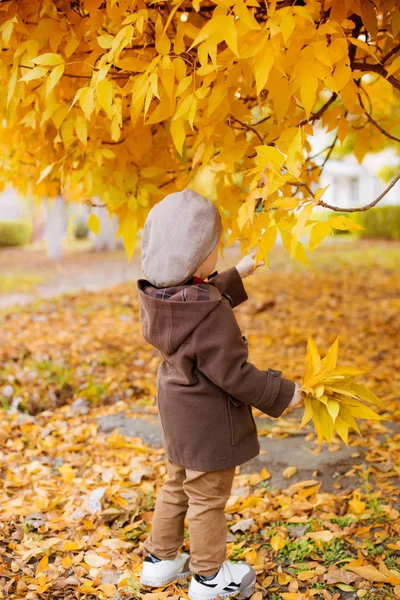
[356,206,400,240]
[312,206,400,239]
[0,221,32,247]
[73,219,90,240]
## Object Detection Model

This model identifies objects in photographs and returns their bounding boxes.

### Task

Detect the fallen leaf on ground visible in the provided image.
[283,466,298,479]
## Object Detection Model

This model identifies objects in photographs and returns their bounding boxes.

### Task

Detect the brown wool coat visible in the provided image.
[137,267,296,472]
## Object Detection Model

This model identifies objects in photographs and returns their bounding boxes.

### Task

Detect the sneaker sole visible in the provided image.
[188,575,256,600]
[140,570,192,588]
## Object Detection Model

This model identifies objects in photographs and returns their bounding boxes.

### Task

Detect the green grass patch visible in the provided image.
[276,537,355,566]
[0,273,45,294]
[265,236,400,275]
[33,360,74,387]
[81,380,110,404]
[329,515,357,527]
[277,538,317,563]
[318,539,352,564]
[384,553,399,570]
[363,588,397,600]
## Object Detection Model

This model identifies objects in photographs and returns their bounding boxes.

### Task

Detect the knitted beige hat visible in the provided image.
[141,188,222,288]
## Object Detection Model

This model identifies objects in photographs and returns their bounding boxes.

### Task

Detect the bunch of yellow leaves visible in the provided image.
[299,336,387,445]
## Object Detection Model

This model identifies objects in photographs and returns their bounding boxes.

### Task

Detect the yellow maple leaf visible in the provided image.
[88,213,100,236]
[299,336,388,444]
[271,535,287,551]
[348,495,366,515]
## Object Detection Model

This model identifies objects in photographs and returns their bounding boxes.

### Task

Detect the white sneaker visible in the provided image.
[188,561,256,600]
[140,552,191,587]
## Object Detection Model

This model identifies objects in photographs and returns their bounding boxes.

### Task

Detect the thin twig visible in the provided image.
[308,145,335,161]
[307,133,340,172]
[85,199,107,208]
[19,63,93,79]
[229,116,264,145]
[252,115,272,126]
[159,177,177,189]
[18,62,138,80]
[321,133,339,168]
[357,91,400,143]
[309,109,347,172]
[246,93,338,160]
[102,138,126,145]
[358,82,373,114]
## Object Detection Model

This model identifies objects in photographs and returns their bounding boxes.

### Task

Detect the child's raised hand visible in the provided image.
[288,382,303,408]
[236,251,265,279]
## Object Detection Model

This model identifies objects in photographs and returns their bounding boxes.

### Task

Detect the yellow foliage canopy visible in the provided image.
[0,1,399,260]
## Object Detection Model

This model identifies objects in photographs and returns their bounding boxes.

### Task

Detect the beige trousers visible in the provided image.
[144,459,236,576]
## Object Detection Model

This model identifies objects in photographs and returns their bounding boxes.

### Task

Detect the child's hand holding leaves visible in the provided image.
[288,382,303,408]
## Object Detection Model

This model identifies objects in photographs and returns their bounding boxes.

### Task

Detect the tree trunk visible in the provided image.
[90,204,119,252]
[43,196,65,260]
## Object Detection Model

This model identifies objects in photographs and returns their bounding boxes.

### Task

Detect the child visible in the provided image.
[137,189,302,600]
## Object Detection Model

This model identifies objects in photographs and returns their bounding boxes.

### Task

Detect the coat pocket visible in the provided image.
[226,394,257,446]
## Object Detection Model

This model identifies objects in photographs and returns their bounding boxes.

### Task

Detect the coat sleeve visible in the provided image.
[207,267,248,308]
[191,299,296,418]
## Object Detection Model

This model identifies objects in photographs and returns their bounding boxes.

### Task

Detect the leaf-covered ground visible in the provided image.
[0,239,399,600]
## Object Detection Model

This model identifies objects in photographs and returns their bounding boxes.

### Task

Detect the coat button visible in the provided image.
[270,369,281,377]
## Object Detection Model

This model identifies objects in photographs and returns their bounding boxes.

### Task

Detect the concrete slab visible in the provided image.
[244,435,362,491]
[98,412,163,448]
[97,412,363,492]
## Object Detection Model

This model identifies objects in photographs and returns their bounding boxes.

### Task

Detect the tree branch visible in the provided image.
[297,92,338,127]
[317,173,400,212]
[352,61,400,91]
[286,180,316,199]
[381,43,400,64]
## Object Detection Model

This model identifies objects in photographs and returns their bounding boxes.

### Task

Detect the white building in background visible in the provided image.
[0,188,28,220]
[309,130,399,209]
[317,159,383,209]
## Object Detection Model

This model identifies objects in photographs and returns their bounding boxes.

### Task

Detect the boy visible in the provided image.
[137,189,301,600]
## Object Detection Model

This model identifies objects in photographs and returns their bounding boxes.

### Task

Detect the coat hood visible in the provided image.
[137,279,222,354]
[141,189,222,288]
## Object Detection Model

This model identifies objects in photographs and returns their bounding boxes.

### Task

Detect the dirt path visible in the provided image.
[0,242,244,309]
[0,245,143,309]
